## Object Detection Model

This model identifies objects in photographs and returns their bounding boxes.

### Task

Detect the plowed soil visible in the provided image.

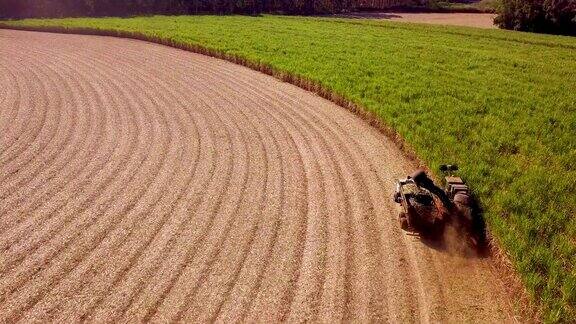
[0,30,516,322]
[342,12,497,29]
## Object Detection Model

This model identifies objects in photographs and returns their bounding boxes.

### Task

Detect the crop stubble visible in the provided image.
[0,30,516,323]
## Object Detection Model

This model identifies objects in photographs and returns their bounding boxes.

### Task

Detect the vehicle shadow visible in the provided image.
[419,210,490,258]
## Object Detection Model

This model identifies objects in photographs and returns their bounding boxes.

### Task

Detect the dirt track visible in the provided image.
[0,30,516,322]
[341,12,497,29]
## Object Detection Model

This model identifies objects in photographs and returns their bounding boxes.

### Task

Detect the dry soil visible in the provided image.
[342,12,497,29]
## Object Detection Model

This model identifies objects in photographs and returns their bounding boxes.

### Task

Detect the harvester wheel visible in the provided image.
[399,211,409,230]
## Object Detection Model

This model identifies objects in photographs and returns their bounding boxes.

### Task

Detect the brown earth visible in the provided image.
[342,12,497,29]
[0,30,517,322]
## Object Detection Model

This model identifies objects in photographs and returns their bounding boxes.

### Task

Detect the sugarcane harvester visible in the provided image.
[393,165,474,238]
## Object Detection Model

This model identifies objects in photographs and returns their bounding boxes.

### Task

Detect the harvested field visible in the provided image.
[342,12,497,28]
[0,30,517,322]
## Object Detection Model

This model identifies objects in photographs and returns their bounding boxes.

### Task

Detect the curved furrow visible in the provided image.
[16,57,199,324]
[0,44,49,162]
[85,70,210,323]
[0,47,142,276]
[0,51,70,228]
[138,45,302,324]
[0,41,162,317]
[177,101,268,323]
[0,48,142,253]
[260,102,332,324]
[123,91,235,323]
[193,64,347,322]
[0,47,110,220]
[206,65,318,321]
[191,57,438,322]
[0,53,124,228]
[187,57,367,323]
[277,80,427,322]
[0,33,238,322]
[0,46,98,224]
[0,51,91,207]
[183,58,368,322]
[68,48,204,322]
[0,46,59,192]
[311,98,440,322]
[197,64,327,323]
[316,104,435,322]
[241,80,393,322]
[0,60,22,152]
[76,41,248,324]
[169,67,282,322]
[0,52,90,298]
[281,93,395,322]
[279,114,378,322]
[302,93,423,322]
[250,96,356,323]
[140,55,275,323]
[195,77,310,324]
[152,78,252,324]
[215,100,322,323]
[141,97,244,323]
[50,84,187,324]
[121,59,304,319]
[118,110,218,322]
[0,48,106,247]
[133,48,310,324]
[210,115,283,323]
[0,45,76,193]
[4,47,183,322]
[0,71,152,323]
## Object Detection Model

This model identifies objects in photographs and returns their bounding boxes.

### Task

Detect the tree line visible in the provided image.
[1,0,574,36]
[0,0,426,18]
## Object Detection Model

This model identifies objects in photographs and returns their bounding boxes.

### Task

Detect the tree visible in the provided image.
[0,0,24,18]
[495,0,576,35]
[543,0,576,34]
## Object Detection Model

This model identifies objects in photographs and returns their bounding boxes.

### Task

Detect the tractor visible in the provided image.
[439,164,474,225]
